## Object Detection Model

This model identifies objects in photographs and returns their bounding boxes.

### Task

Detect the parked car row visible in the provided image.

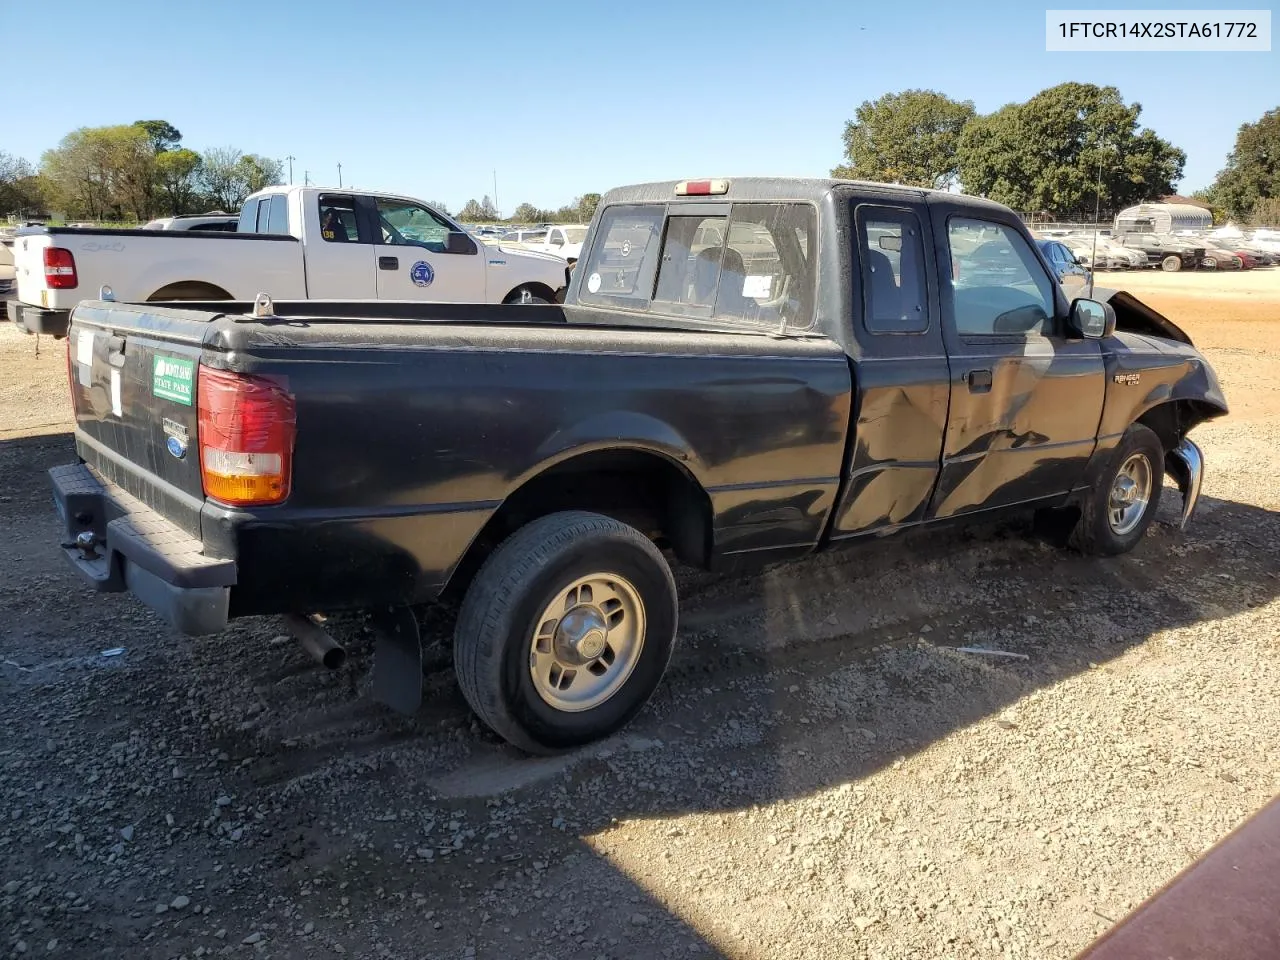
[1034,227,1278,272]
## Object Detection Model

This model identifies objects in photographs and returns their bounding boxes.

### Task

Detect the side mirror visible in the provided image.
[1066,297,1115,340]
[1074,256,1088,266]
[445,231,476,255]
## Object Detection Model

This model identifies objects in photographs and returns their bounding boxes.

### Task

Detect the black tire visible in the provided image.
[1160,254,1182,273]
[1069,423,1164,556]
[504,285,552,305]
[453,511,678,754]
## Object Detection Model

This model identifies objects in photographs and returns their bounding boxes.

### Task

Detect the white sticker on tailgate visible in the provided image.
[76,330,93,386]
[110,369,122,417]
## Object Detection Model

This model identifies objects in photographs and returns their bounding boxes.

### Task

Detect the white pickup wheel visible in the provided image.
[453,511,677,754]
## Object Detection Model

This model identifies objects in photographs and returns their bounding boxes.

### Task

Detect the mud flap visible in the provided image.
[369,606,422,715]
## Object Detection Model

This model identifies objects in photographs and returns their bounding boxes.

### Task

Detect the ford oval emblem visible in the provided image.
[166,435,188,460]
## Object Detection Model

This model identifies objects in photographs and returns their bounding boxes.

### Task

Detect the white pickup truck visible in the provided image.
[8,186,572,338]
[501,224,589,262]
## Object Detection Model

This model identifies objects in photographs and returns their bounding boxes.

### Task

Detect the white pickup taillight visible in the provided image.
[44,247,78,289]
[197,365,297,506]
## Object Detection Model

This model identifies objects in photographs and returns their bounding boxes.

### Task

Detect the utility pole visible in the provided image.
[304,170,311,187]
[285,155,295,185]
[1088,140,1112,298]
[493,169,499,217]
[337,163,343,188]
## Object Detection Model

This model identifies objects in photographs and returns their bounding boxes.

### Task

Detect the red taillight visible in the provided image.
[197,365,296,506]
[44,247,78,289]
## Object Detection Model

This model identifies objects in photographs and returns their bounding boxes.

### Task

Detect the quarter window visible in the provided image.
[266,194,289,234]
[947,218,1055,337]
[857,207,927,333]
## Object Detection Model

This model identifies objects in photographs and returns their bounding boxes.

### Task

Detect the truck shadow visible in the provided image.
[389,490,1278,957]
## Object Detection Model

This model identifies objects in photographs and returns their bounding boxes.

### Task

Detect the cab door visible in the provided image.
[365,196,486,302]
[928,207,1105,519]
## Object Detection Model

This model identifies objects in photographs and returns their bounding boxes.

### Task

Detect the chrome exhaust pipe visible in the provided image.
[1165,437,1204,530]
[283,614,347,670]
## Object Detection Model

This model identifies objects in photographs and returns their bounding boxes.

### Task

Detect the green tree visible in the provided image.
[155,149,203,214]
[457,195,499,221]
[0,152,46,217]
[40,125,157,220]
[237,154,284,196]
[956,83,1185,218]
[1206,107,1280,220]
[198,148,282,210]
[135,120,183,154]
[512,202,542,222]
[831,89,976,189]
[577,192,601,222]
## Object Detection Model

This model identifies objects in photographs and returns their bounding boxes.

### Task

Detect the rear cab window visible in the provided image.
[578,202,816,329]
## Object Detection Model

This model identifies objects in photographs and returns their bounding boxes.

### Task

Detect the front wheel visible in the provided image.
[1069,423,1164,555]
[1161,254,1182,272]
[453,511,678,754]
[503,285,552,305]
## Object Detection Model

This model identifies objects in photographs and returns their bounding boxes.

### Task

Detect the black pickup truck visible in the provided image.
[49,177,1227,753]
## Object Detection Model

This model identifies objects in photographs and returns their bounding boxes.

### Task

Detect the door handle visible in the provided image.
[378,256,399,270]
[967,369,992,392]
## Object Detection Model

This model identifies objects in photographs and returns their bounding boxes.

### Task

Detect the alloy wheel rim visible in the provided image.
[1108,452,1153,535]
[528,573,646,712]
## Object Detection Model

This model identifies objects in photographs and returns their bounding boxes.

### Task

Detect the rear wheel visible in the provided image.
[1069,423,1164,555]
[453,511,678,754]
[1160,255,1182,272]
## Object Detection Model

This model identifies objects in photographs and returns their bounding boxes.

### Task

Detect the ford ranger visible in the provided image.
[46,177,1226,754]
[8,186,571,338]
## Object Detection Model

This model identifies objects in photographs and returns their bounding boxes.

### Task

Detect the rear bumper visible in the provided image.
[8,300,71,338]
[49,462,236,635]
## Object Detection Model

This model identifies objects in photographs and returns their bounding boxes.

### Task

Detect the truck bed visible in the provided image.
[57,297,851,630]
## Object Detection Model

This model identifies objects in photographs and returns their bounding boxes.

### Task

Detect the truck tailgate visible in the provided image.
[69,302,213,538]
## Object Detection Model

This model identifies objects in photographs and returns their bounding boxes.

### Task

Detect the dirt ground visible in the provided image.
[1,271,1278,960]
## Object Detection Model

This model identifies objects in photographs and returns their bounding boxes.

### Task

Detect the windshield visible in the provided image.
[564,227,588,243]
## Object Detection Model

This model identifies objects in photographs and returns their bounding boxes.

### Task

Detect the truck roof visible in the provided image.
[600,177,1011,216]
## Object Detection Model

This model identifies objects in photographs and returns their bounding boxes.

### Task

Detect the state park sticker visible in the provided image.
[152,355,195,406]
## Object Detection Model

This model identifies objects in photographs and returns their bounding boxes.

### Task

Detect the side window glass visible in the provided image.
[317,194,361,243]
[236,198,259,233]
[267,194,289,234]
[858,207,927,333]
[576,205,665,305]
[376,199,453,251]
[947,218,1055,337]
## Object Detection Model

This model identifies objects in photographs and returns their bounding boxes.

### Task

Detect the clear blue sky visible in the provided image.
[4,0,1275,214]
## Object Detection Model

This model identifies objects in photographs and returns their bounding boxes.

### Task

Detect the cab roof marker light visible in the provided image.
[675,179,730,197]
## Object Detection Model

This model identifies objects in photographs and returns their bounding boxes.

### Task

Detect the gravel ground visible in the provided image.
[1,276,1278,960]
